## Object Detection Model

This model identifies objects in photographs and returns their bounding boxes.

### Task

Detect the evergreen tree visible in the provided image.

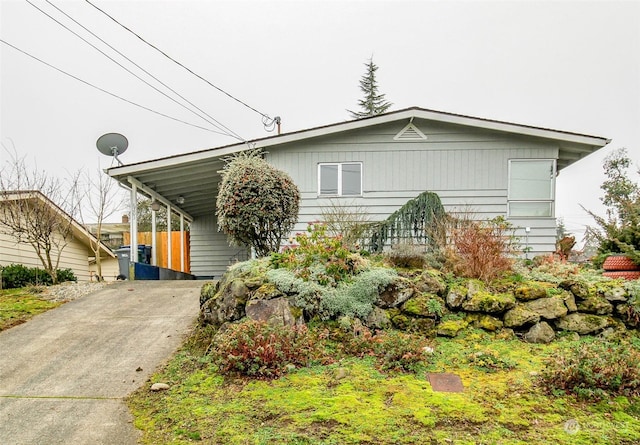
[584,148,640,265]
[347,57,392,119]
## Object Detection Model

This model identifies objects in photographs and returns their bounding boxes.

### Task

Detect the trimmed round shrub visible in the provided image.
[216,151,300,257]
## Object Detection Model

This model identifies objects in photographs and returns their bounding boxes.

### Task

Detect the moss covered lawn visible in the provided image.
[128,327,640,445]
[0,288,61,331]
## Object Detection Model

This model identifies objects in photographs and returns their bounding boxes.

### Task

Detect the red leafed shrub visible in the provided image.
[210,320,316,379]
[444,216,518,282]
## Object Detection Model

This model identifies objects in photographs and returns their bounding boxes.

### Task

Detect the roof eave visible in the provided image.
[106,106,610,177]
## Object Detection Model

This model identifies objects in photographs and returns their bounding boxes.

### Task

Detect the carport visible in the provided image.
[106,141,253,279]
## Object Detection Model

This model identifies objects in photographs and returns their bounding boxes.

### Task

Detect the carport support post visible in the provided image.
[129,181,138,280]
[167,204,172,271]
[151,208,157,266]
[180,214,185,272]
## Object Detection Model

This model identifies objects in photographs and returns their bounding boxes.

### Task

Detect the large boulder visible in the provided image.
[437,318,469,337]
[523,322,555,344]
[524,296,568,320]
[365,306,392,330]
[559,280,590,300]
[401,294,444,318]
[376,277,415,308]
[200,278,251,326]
[555,313,609,335]
[245,297,302,326]
[596,284,628,303]
[514,282,549,301]
[390,312,436,335]
[561,290,578,312]
[415,270,447,296]
[446,285,467,309]
[199,281,219,307]
[503,305,540,328]
[576,295,614,315]
[461,290,516,313]
[466,313,504,332]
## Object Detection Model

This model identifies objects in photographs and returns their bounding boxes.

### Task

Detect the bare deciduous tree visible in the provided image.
[77,166,125,280]
[320,199,371,249]
[0,145,80,284]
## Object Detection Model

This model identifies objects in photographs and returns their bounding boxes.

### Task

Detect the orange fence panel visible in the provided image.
[123,232,190,273]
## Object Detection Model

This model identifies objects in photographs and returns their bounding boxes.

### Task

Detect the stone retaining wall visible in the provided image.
[199,266,638,344]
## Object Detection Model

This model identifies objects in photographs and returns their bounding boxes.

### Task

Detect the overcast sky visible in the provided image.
[1,0,639,238]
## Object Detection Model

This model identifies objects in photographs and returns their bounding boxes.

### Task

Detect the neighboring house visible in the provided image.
[85,214,130,250]
[0,190,117,282]
[107,107,610,279]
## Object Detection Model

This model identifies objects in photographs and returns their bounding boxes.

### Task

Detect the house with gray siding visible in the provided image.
[107,107,609,279]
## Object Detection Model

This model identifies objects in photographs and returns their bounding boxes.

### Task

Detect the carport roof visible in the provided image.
[106,107,610,219]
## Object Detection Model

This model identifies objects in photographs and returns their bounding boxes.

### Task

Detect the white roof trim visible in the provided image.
[107,107,610,177]
[0,191,116,258]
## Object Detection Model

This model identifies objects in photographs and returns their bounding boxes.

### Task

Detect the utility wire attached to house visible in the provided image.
[42,0,244,141]
[83,0,281,133]
[25,0,243,141]
[0,38,230,135]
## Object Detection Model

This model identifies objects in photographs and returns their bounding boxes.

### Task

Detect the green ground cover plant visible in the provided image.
[0,287,61,331]
[128,325,640,445]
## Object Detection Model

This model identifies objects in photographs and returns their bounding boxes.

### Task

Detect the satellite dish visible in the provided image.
[96,133,128,166]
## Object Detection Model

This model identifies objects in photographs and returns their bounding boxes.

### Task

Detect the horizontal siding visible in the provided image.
[190,214,249,278]
[89,257,120,281]
[265,121,560,256]
[0,227,92,281]
[269,147,556,194]
[185,118,562,273]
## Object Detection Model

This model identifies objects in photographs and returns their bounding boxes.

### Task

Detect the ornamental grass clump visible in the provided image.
[539,339,640,400]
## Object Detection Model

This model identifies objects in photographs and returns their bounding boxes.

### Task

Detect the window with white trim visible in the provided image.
[508,159,555,217]
[318,162,362,196]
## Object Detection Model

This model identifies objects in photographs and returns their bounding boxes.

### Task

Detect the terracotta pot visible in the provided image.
[603,270,640,280]
[602,255,640,272]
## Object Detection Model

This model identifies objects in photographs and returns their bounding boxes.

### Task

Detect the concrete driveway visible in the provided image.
[0,280,202,445]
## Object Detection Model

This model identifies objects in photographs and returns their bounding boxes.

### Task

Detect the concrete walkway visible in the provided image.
[0,280,202,445]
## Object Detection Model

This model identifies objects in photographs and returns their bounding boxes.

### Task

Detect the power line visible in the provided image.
[25,0,242,140]
[0,38,231,135]
[43,0,244,141]
[83,0,278,126]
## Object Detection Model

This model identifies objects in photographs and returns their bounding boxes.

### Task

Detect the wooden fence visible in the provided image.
[123,232,190,273]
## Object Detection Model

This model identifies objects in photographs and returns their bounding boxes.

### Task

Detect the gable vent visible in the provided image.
[393,123,427,141]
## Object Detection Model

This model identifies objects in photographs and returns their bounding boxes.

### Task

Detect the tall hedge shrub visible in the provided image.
[216,151,300,257]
